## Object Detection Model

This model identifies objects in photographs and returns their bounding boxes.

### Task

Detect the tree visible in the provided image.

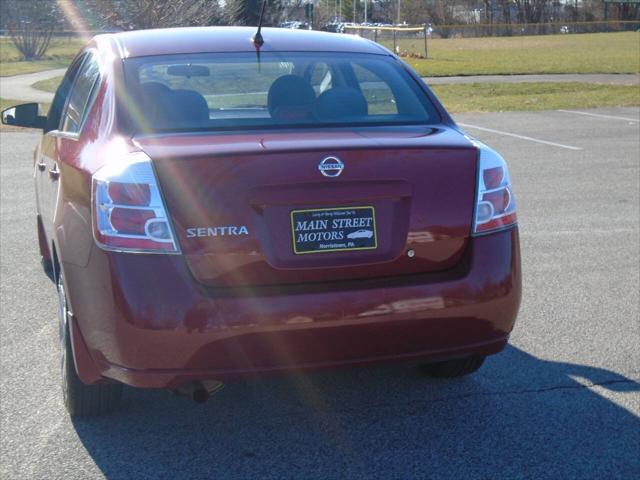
[1,0,61,60]
[226,0,263,25]
[224,0,286,26]
[372,0,397,23]
[313,0,339,26]
[86,0,224,30]
[341,0,363,23]
[512,0,554,24]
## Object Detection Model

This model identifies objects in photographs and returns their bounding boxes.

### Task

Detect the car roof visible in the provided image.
[98,27,390,59]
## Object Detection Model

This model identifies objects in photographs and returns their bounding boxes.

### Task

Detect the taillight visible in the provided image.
[473,147,517,235]
[92,151,179,253]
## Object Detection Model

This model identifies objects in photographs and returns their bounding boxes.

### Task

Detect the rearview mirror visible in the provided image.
[167,64,210,78]
[1,103,46,129]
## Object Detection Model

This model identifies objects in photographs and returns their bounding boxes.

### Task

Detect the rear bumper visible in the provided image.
[63,227,521,389]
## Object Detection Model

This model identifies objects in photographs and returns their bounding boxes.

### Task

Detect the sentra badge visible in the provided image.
[186,226,249,238]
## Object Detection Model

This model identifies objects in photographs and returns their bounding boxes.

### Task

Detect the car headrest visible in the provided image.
[169,89,210,125]
[139,82,173,129]
[316,87,368,121]
[267,75,316,121]
[140,82,171,99]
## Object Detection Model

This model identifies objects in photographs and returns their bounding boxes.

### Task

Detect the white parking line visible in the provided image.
[558,110,639,123]
[520,227,639,237]
[457,123,583,151]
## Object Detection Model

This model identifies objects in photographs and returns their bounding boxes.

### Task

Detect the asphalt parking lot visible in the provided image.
[1,107,638,479]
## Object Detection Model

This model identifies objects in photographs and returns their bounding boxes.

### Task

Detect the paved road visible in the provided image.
[1,69,638,104]
[424,73,640,85]
[0,68,66,103]
[1,108,638,479]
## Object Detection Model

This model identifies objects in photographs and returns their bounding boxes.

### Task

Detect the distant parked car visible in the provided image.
[322,22,345,33]
[2,26,521,417]
[279,21,311,30]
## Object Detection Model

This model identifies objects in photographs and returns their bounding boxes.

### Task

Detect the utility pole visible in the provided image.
[364,0,367,23]
[397,0,401,24]
[353,0,356,23]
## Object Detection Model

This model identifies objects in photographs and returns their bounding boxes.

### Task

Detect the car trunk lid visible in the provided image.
[135,126,478,287]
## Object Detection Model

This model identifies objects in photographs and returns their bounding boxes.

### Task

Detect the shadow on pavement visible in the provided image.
[72,345,640,479]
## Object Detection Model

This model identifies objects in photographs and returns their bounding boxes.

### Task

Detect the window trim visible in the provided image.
[44,53,88,134]
[58,49,102,138]
[56,53,89,135]
[121,51,441,135]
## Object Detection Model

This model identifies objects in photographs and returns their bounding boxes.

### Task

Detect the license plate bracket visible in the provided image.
[290,206,378,255]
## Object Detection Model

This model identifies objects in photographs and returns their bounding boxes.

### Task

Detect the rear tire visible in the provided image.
[41,257,54,282]
[421,356,486,378]
[58,271,122,416]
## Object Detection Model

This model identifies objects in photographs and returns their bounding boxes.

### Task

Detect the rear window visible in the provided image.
[122,52,439,133]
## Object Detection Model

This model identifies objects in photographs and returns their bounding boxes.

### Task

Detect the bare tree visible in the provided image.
[512,0,554,24]
[224,0,286,26]
[1,0,60,60]
[312,0,336,28]
[87,0,224,30]
[372,0,397,24]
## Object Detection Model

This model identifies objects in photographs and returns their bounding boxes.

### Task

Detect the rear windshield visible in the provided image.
[122,52,439,133]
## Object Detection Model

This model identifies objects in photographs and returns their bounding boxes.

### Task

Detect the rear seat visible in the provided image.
[315,87,368,121]
[140,83,209,129]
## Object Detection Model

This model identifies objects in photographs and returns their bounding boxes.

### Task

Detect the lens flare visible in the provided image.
[57,0,91,43]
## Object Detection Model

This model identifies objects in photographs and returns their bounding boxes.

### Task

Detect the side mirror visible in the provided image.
[1,103,46,129]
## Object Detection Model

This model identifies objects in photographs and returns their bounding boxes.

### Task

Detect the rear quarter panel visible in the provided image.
[52,42,129,272]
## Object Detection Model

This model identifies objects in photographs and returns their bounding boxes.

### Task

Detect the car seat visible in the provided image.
[267,75,316,122]
[170,89,210,127]
[315,87,368,121]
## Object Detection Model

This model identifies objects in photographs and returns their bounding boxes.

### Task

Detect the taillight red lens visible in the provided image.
[109,208,155,235]
[473,147,517,235]
[92,152,179,253]
[482,188,511,214]
[483,166,504,189]
[475,212,518,234]
[107,182,151,206]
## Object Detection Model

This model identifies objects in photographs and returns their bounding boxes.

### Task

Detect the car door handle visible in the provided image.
[48,165,60,180]
[37,161,46,171]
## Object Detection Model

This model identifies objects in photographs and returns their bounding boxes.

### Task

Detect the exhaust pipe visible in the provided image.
[174,380,224,403]
[192,384,209,404]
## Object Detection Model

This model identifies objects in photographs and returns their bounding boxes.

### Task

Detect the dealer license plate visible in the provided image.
[291,206,378,254]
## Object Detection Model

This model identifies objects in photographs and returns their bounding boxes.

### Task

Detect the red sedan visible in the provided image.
[2,27,521,416]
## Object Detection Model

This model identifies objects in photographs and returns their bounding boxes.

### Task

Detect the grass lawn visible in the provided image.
[31,76,63,93]
[20,32,640,115]
[30,77,639,113]
[2,81,637,132]
[1,98,18,111]
[1,97,50,113]
[2,32,640,78]
[0,37,83,77]
[0,37,84,63]
[431,82,640,113]
[392,32,640,77]
[0,59,71,77]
